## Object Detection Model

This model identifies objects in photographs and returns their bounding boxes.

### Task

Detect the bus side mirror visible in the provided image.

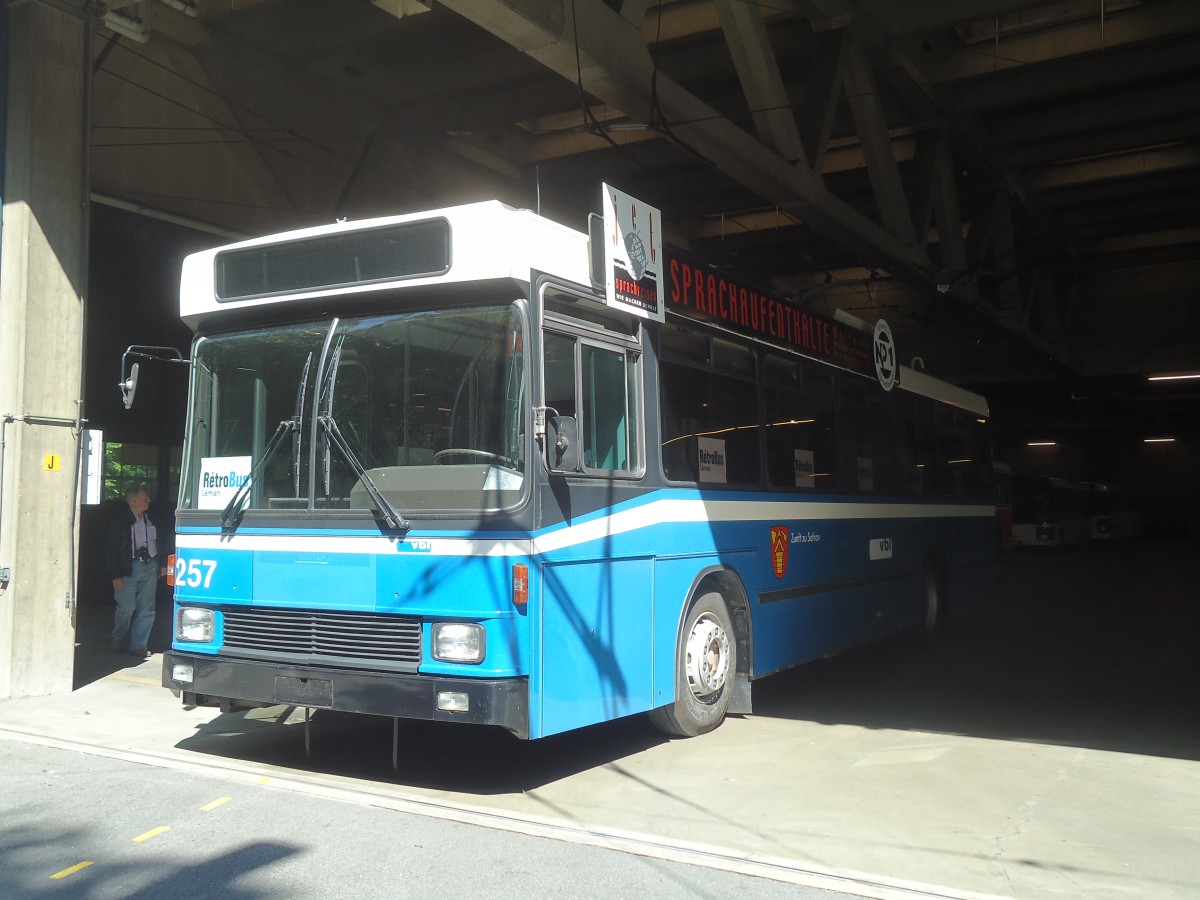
[120,362,140,410]
[546,415,580,472]
[118,345,188,410]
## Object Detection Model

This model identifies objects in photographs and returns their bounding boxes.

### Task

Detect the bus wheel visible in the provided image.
[650,592,736,738]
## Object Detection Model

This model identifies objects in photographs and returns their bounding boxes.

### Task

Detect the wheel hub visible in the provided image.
[685,615,730,700]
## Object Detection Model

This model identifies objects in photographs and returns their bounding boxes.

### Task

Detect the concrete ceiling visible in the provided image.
[87,0,1200,440]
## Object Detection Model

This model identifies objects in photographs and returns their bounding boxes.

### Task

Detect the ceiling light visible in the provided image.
[1143,437,1176,443]
[1147,372,1200,382]
[1027,441,1056,447]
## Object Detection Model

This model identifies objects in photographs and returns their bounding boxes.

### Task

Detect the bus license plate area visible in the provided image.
[274,675,333,708]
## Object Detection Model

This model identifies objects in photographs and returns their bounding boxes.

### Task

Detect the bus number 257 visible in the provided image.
[175,558,217,589]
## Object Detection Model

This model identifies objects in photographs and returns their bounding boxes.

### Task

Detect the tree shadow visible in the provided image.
[0,821,299,899]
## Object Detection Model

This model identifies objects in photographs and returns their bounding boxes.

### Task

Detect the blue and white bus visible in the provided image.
[161,198,997,740]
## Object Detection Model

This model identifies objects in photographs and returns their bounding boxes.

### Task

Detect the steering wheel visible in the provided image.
[433,448,514,466]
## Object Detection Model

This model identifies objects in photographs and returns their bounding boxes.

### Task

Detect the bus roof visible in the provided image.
[179,201,589,327]
[896,364,989,418]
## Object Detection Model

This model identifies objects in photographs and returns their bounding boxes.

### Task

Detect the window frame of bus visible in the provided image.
[540,284,645,479]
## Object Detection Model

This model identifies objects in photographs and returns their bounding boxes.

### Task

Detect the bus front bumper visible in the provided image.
[161,651,529,739]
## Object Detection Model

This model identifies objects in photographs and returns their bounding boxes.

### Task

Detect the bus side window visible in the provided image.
[968,414,993,499]
[937,406,962,496]
[912,397,938,495]
[544,330,640,475]
[543,331,577,420]
[863,391,898,495]
[660,329,759,486]
[764,355,802,488]
[660,359,700,481]
[543,331,578,470]
[765,355,836,491]
[580,343,638,472]
[836,379,869,493]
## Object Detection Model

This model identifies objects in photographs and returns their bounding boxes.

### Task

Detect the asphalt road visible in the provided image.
[0,738,847,900]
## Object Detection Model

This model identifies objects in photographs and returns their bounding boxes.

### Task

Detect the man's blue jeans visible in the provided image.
[112,558,158,651]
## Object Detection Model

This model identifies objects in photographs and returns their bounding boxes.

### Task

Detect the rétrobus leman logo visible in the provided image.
[201,471,250,489]
[770,526,789,579]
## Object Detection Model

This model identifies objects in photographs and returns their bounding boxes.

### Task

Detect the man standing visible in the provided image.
[105,484,167,659]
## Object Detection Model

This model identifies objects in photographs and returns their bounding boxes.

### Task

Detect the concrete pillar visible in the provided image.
[0,0,90,698]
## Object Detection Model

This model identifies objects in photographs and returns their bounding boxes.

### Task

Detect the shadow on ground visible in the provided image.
[751,538,1200,761]
[73,595,174,690]
[70,538,1200,791]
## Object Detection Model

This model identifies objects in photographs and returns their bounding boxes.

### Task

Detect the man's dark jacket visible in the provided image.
[104,506,167,580]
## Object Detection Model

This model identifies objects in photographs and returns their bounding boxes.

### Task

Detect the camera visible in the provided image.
[135,547,152,563]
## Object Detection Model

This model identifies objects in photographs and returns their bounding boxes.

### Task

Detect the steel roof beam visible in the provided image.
[439,0,1073,369]
[714,0,805,164]
[440,0,925,276]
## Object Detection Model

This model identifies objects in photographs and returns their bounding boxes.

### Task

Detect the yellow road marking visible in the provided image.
[109,674,160,686]
[132,826,169,843]
[200,796,232,812]
[258,777,272,784]
[50,861,93,879]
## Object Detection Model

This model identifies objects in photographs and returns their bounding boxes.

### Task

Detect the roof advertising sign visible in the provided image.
[663,249,875,379]
[601,183,665,322]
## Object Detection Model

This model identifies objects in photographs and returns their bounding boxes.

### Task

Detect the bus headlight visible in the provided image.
[432,623,485,663]
[176,607,215,643]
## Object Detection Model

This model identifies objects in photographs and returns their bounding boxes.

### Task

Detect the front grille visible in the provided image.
[220,607,422,672]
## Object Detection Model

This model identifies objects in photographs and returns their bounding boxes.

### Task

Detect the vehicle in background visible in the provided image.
[1012,476,1092,547]
[1089,483,1143,540]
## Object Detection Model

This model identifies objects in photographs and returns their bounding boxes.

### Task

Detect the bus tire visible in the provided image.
[650,591,736,738]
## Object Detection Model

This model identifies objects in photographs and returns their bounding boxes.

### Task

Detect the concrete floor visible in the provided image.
[2,540,1197,899]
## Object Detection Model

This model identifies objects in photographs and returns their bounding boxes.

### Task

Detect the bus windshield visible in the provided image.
[180,301,527,515]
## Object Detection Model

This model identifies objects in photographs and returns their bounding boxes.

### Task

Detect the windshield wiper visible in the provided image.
[319,335,345,498]
[307,318,340,505]
[220,418,296,528]
[292,351,313,499]
[320,414,410,532]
